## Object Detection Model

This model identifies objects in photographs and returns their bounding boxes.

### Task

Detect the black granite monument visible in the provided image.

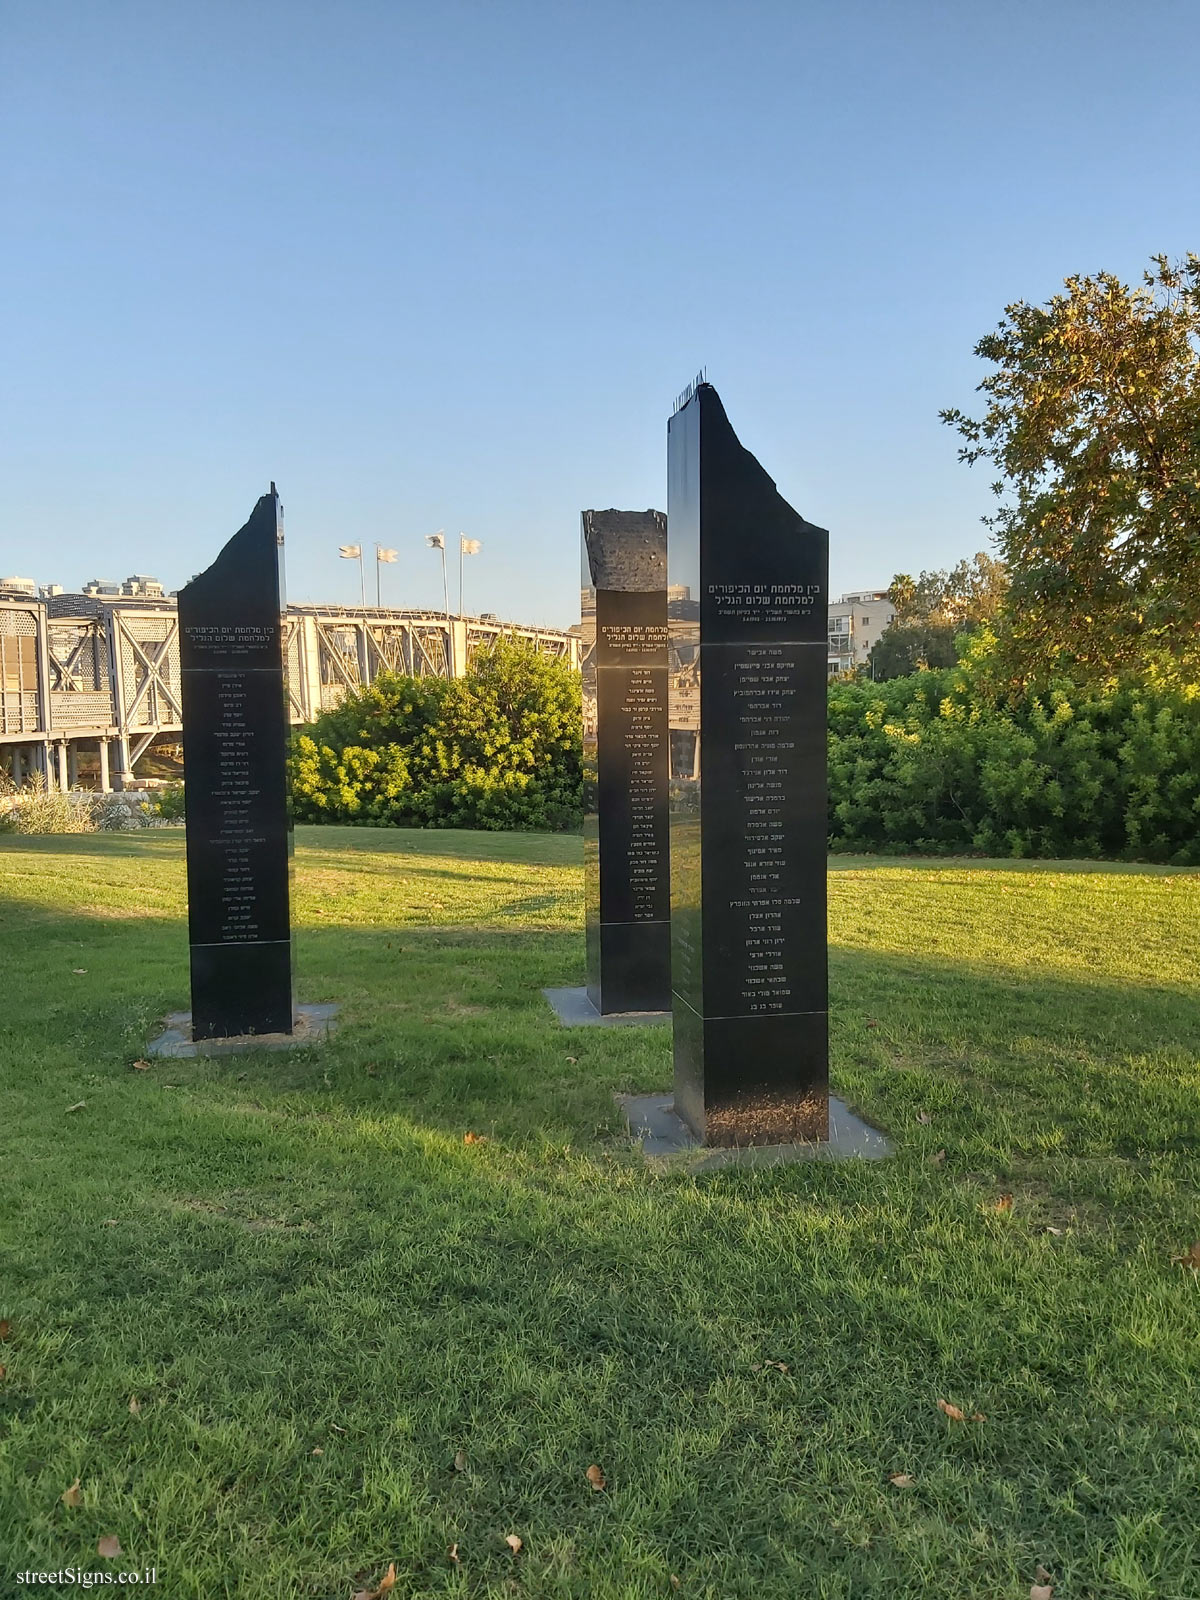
[667,384,829,1144]
[581,510,671,1014]
[178,485,293,1038]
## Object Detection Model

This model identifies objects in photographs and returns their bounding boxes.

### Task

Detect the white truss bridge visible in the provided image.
[0,594,580,790]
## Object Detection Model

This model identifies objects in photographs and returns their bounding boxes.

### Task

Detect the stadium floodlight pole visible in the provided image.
[426,531,449,673]
[459,534,481,617]
[376,544,398,608]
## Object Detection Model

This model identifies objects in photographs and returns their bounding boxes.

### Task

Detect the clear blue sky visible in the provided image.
[3,0,1197,626]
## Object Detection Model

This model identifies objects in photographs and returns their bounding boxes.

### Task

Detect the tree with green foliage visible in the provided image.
[868,618,961,679]
[290,637,583,830]
[869,553,1008,679]
[941,254,1200,681]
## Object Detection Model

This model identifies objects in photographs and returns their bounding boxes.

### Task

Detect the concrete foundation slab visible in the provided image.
[615,1091,892,1166]
[147,1003,339,1059]
[542,986,671,1028]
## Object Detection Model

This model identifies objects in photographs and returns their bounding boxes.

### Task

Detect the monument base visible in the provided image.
[147,1003,339,1059]
[615,1092,892,1167]
[542,987,671,1028]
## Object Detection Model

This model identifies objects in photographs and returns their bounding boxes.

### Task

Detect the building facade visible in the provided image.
[827,590,895,676]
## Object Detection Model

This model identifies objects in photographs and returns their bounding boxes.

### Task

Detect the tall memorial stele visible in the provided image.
[581,509,671,1013]
[667,384,829,1144]
[178,485,294,1039]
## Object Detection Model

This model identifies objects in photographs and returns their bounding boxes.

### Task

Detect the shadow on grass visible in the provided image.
[0,825,583,870]
[3,889,1199,1159]
[294,823,583,867]
[0,830,186,860]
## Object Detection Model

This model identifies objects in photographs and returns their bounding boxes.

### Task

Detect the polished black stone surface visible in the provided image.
[582,509,671,1014]
[178,486,294,1038]
[667,385,829,1145]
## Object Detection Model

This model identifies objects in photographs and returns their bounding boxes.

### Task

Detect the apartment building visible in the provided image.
[827,590,895,676]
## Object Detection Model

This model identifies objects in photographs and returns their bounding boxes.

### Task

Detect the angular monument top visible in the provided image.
[582,508,667,593]
[668,384,826,647]
[179,485,286,671]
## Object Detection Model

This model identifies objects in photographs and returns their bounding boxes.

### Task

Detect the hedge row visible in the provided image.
[289,641,1200,861]
[829,671,1200,862]
[290,639,583,832]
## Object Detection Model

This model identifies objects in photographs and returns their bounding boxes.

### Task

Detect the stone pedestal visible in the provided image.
[178,485,294,1040]
[667,384,829,1145]
[581,509,671,1015]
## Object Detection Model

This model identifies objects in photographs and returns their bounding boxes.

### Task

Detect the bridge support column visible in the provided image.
[298,615,322,722]
[98,739,111,792]
[56,743,68,792]
[116,735,134,790]
[449,618,469,678]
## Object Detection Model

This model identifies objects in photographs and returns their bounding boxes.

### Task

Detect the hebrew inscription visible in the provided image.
[179,488,294,1039]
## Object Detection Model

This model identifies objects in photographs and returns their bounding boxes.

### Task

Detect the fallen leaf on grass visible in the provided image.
[1036,1565,1054,1584]
[463,1132,486,1145]
[866,1019,878,1029]
[1042,1225,1063,1237]
[505,1534,523,1554]
[311,1447,324,1456]
[130,1060,152,1072]
[586,1463,606,1491]
[670,1579,682,1592]
[448,1543,460,1563]
[128,1397,141,1415]
[751,1360,790,1374]
[72,969,87,975]
[452,1449,467,1472]
[992,1193,1014,1213]
[61,1478,82,1507]
[928,1149,947,1168]
[97,1536,122,1559]
[0,1365,6,1380]
[330,1423,347,1434]
[1031,1586,1053,1600]
[1171,1242,1200,1270]
[887,1473,915,1488]
[565,1056,578,1064]
[915,1112,931,1125]
[0,1320,9,1340]
[352,1562,397,1600]
[66,1102,86,1114]
[937,1398,986,1422]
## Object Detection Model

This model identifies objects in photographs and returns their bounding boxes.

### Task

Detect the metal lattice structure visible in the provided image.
[0,594,580,790]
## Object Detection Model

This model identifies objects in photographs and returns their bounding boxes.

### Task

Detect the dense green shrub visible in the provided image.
[149,780,187,821]
[282,634,1200,857]
[828,668,1200,862]
[290,638,583,831]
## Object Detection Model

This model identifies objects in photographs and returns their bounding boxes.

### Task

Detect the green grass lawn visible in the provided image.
[2,828,1200,1599]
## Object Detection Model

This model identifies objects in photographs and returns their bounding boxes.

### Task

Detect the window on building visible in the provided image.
[861,615,870,625]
